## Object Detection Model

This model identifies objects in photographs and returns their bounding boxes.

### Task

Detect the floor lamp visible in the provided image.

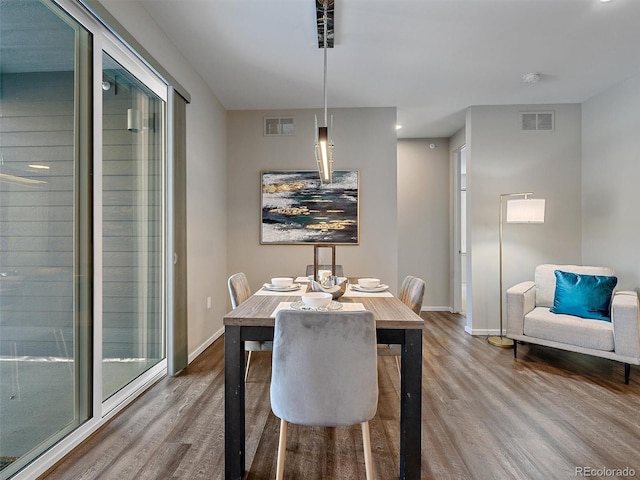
[488,192,546,348]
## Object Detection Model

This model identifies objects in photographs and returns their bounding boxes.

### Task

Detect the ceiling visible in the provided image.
[5,1,640,139]
[135,0,640,138]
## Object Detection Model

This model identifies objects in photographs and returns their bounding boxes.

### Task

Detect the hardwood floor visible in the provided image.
[41,312,640,479]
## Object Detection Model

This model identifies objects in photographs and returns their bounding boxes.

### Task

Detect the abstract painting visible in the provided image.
[261,170,359,244]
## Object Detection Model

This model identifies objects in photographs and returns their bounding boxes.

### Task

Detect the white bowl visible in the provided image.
[301,292,332,308]
[271,277,293,288]
[358,278,380,289]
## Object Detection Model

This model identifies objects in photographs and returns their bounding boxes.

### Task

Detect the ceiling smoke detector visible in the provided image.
[523,73,541,84]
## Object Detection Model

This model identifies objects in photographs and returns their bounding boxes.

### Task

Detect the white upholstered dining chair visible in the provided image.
[377,275,425,375]
[227,272,272,381]
[270,310,378,480]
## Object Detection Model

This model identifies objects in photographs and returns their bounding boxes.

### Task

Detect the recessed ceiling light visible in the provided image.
[395,125,403,130]
[600,0,613,3]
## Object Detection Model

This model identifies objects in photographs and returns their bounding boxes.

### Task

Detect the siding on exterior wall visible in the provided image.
[0,71,75,357]
[0,70,162,359]
[101,82,163,359]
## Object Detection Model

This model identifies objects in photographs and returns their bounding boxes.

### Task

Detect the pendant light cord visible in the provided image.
[323,0,328,127]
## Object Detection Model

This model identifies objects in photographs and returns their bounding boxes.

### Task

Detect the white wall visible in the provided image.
[465,104,582,334]
[100,1,228,356]
[450,128,466,153]
[397,138,451,309]
[582,73,640,291]
[227,107,398,294]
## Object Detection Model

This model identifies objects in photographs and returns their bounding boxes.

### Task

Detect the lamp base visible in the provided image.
[487,336,514,348]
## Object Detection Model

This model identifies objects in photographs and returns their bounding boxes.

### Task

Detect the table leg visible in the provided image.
[400,328,422,480]
[225,326,245,480]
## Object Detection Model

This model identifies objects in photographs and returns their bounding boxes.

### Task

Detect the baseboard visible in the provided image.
[189,326,224,364]
[464,326,502,336]
[421,306,453,312]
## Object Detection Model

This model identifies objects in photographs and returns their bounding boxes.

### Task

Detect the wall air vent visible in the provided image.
[521,111,554,131]
[264,117,295,136]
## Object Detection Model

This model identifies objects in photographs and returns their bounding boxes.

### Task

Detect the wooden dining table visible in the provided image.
[223,281,424,479]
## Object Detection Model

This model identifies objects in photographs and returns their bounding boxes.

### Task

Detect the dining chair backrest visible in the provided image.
[305,264,344,277]
[398,275,426,315]
[270,310,378,427]
[228,272,271,381]
[228,272,252,309]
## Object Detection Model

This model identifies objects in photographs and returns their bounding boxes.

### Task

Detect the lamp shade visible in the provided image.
[506,198,545,223]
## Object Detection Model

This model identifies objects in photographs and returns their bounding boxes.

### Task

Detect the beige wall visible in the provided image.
[97,1,603,349]
[465,104,583,335]
[226,107,399,296]
[397,139,451,309]
[582,71,640,290]
[101,0,228,357]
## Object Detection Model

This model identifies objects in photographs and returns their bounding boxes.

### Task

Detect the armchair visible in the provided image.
[506,264,640,384]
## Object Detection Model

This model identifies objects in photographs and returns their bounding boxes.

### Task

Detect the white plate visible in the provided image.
[290,300,343,311]
[263,283,301,292]
[351,284,389,293]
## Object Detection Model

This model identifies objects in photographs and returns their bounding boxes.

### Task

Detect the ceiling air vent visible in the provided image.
[521,111,554,131]
[264,117,295,136]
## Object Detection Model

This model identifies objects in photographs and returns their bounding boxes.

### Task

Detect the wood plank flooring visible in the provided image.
[41,312,640,479]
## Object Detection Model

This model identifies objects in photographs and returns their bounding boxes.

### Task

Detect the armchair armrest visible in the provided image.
[506,281,536,337]
[611,291,640,359]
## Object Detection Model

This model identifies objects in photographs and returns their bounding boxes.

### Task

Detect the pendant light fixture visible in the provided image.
[315,0,334,184]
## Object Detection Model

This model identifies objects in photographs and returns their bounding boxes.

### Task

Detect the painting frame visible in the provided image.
[260,170,360,245]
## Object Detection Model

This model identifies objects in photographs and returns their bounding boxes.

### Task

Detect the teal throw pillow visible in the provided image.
[550,270,618,321]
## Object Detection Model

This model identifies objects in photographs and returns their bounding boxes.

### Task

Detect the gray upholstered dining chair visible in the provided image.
[377,275,425,375]
[270,310,378,480]
[305,264,344,277]
[227,272,272,381]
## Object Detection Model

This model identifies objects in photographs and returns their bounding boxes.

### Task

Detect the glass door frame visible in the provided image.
[452,145,467,315]
[0,2,92,476]
[14,1,175,477]
[97,32,169,418]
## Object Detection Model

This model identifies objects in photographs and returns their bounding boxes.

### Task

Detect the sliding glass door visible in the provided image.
[0,1,169,477]
[0,0,91,475]
[101,53,166,400]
